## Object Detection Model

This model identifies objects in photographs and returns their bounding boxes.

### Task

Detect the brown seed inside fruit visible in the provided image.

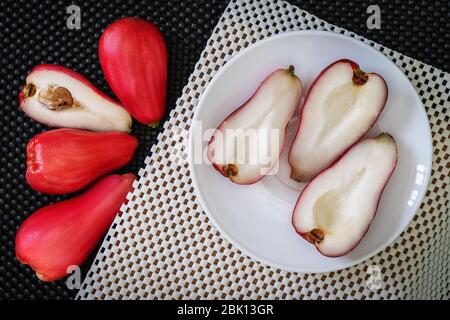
[352,69,369,86]
[222,164,238,177]
[305,228,325,244]
[38,85,75,110]
[23,83,37,98]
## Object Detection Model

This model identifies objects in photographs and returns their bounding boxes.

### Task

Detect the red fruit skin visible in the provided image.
[16,173,136,282]
[99,17,168,125]
[26,128,138,194]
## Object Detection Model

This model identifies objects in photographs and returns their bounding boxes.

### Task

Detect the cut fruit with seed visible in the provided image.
[207,66,303,184]
[19,64,132,132]
[292,133,398,257]
[289,59,388,182]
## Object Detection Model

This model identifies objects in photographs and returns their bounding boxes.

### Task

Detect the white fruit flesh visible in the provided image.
[292,134,397,257]
[21,69,132,132]
[289,60,387,182]
[208,67,302,184]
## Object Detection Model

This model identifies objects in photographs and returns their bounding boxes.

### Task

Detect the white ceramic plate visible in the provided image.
[188,31,432,273]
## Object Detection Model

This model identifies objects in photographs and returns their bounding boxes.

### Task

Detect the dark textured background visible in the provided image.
[0,0,448,300]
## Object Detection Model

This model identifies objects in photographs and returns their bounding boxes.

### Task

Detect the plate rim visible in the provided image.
[188,30,433,273]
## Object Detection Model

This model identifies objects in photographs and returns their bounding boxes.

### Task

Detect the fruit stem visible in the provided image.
[287,65,295,76]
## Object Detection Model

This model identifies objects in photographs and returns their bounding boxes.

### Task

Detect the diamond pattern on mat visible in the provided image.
[77,0,450,299]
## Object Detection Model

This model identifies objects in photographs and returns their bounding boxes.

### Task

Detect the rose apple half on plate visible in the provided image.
[207,66,303,184]
[19,64,132,132]
[292,133,398,257]
[289,59,388,182]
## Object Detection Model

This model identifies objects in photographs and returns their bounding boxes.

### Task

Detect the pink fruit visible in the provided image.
[26,129,138,194]
[19,64,132,132]
[289,59,388,182]
[99,17,168,126]
[207,66,303,184]
[16,173,136,282]
[292,134,397,257]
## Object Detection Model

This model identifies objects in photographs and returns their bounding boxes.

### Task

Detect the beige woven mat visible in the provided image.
[77,0,450,299]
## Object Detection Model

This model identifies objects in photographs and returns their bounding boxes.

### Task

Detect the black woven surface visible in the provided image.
[0,0,448,300]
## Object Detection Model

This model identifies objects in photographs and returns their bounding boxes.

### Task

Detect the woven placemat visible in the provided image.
[77,0,450,299]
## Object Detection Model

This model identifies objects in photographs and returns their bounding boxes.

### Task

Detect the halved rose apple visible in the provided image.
[292,133,397,257]
[19,64,132,132]
[207,66,303,184]
[289,59,388,182]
